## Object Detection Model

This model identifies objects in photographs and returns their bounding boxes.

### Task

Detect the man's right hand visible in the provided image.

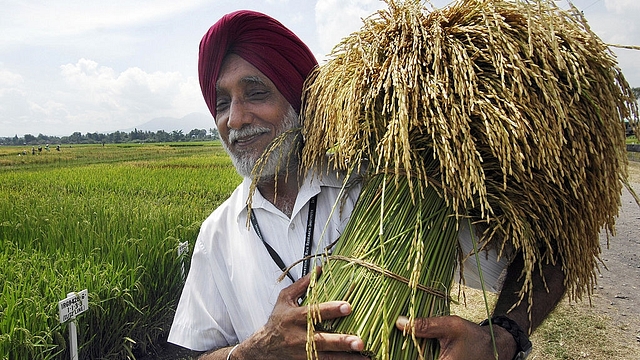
[205,269,368,360]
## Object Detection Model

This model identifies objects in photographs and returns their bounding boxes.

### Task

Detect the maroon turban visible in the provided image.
[199,10,318,119]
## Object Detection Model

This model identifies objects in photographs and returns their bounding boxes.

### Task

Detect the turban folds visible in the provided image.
[199,10,318,119]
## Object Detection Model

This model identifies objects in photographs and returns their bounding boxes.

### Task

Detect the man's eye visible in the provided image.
[216,100,229,112]
[248,90,269,100]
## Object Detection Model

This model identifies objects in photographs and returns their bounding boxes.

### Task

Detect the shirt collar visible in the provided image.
[234,168,347,221]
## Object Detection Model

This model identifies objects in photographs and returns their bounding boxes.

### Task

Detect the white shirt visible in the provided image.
[168,171,360,351]
[168,171,509,351]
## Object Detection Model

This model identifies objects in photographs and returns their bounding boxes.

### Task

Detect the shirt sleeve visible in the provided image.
[168,232,238,351]
[456,220,511,293]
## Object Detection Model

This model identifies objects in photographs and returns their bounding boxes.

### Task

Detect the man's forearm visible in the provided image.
[493,251,566,333]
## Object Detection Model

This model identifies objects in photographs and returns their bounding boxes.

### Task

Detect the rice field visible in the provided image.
[0,142,241,359]
[2,142,638,359]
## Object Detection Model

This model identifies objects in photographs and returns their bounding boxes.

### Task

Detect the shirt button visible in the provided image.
[290,223,295,230]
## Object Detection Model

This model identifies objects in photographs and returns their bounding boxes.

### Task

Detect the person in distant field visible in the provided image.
[168,10,566,360]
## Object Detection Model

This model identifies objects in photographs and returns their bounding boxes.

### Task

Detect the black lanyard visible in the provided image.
[250,194,317,283]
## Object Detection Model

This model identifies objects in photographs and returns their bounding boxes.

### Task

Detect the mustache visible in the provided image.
[228,125,270,144]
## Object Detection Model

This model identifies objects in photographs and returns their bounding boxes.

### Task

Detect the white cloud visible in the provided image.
[604,0,640,13]
[0,68,30,131]
[579,1,640,85]
[0,0,210,47]
[0,59,206,136]
[0,88,30,117]
[0,69,24,88]
[58,59,205,126]
[173,77,209,116]
[314,0,386,57]
[60,59,187,114]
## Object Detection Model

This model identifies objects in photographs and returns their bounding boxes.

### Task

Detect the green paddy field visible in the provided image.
[0,142,240,359]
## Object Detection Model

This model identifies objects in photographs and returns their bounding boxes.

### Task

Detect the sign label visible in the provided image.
[178,241,189,280]
[58,289,89,323]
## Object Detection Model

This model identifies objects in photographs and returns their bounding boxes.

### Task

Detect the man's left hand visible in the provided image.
[395,315,517,360]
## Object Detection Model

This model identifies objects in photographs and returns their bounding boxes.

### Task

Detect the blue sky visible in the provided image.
[0,0,638,137]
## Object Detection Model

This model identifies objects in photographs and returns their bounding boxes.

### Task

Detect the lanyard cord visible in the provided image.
[250,195,318,283]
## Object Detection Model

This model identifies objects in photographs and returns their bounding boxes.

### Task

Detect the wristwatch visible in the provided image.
[479,315,532,360]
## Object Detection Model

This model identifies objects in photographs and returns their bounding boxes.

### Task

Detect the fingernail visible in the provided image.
[396,316,409,328]
[348,336,362,351]
[339,303,351,315]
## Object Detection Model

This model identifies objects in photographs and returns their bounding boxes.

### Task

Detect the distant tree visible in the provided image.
[68,132,83,144]
[626,87,639,137]
[0,125,226,146]
[154,130,170,142]
[188,129,207,140]
[108,131,125,144]
[209,127,220,140]
[86,132,105,143]
[130,128,142,141]
[37,133,50,143]
[171,130,184,142]
[1,135,23,145]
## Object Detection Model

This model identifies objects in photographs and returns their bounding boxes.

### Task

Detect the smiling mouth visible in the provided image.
[234,133,261,146]
[229,126,270,146]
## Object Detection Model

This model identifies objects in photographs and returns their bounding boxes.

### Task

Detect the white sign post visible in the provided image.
[58,289,89,360]
[178,241,189,281]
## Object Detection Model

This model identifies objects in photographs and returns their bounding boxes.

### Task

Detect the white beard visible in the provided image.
[221,106,301,179]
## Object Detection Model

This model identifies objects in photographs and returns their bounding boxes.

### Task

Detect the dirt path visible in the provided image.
[590,179,640,349]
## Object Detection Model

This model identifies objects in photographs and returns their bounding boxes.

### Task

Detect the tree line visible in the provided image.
[0,128,220,146]
[2,87,638,147]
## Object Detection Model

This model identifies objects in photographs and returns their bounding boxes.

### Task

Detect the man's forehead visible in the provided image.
[215,75,268,92]
[216,55,271,90]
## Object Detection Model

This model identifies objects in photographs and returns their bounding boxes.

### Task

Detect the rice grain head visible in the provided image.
[301,0,638,304]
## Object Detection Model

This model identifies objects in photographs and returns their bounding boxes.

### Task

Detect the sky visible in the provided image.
[0,0,638,138]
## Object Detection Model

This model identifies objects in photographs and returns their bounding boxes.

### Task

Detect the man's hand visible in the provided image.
[393,251,567,360]
[395,315,517,360]
[231,269,367,360]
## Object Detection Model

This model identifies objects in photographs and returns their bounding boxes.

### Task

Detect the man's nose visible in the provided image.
[227,99,252,130]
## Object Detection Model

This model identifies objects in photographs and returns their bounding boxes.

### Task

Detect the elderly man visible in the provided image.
[169,10,565,360]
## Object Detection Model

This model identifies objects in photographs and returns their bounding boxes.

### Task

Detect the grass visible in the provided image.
[627,157,640,181]
[450,288,635,360]
[0,143,215,169]
[1,144,637,359]
[0,142,241,359]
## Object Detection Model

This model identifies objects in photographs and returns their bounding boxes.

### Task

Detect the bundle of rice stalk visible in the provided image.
[300,0,638,359]
[304,171,460,360]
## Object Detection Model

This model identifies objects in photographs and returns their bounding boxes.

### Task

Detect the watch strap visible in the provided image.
[479,315,532,360]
